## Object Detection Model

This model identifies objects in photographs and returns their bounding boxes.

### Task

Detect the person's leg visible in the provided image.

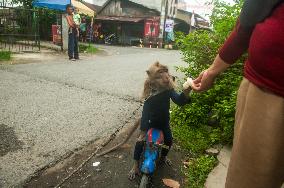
[68,32,74,59]
[225,78,284,188]
[74,30,79,59]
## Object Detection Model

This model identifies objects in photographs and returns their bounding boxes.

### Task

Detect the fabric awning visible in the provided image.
[95,16,144,22]
[33,0,71,11]
[33,0,95,16]
[71,0,95,17]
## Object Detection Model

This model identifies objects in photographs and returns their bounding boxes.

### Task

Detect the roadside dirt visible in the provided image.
[0,48,107,65]
[24,119,187,188]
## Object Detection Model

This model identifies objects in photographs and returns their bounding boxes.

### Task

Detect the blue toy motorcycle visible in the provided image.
[139,128,167,188]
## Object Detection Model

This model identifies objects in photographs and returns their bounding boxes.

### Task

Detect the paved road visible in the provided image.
[0,45,186,187]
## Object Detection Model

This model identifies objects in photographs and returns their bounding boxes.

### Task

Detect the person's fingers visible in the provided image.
[191,82,202,92]
[193,71,204,84]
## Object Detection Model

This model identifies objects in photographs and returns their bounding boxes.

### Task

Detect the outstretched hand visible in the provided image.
[191,70,217,92]
[190,55,230,92]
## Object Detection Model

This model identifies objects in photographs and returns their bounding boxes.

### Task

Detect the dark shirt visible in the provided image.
[140,89,190,131]
[219,0,284,97]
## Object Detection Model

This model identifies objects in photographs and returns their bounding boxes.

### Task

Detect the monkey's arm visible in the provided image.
[170,90,191,106]
[96,118,141,157]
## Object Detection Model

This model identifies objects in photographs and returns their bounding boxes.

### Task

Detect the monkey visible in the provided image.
[96,62,192,179]
[127,61,192,180]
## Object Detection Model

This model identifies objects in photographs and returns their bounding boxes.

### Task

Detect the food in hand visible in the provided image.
[183,77,193,90]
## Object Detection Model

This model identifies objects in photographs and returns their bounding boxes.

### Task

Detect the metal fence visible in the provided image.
[0,0,40,52]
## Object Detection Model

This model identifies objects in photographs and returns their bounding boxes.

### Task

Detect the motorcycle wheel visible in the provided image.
[139,174,148,188]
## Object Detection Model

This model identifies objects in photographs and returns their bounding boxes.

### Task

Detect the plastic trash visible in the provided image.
[92,162,100,167]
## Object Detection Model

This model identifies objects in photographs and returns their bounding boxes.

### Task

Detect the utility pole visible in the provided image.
[158,0,167,48]
[171,0,178,34]
[189,10,195,33]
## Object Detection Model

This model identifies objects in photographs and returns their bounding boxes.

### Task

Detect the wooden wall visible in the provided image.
[99,0,159,17]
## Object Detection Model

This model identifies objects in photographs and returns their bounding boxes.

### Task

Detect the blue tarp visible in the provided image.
[33,0,71,11]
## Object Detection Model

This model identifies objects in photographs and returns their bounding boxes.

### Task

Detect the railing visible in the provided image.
[0,1,40,52]
[0,34,40,52]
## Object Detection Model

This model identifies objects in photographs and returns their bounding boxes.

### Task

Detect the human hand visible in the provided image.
[191,69,217,92]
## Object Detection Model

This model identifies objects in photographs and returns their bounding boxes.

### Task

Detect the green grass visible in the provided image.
[79,44,98,54]
[0,51,11,61]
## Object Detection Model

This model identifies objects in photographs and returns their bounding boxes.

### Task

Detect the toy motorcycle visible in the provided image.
[139,128,167,188]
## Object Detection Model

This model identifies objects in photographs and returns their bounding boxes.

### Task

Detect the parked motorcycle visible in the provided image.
[104,33,119,45]
[139,128,167,188]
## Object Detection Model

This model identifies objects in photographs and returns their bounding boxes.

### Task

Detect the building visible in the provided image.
[175,9,211,33]
[81,1,102,13]
[94,0,209,46]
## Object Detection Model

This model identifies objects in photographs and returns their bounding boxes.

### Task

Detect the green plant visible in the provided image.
[79,44,98,54]
[0,51,11,61]
[172,0,244,147]
[185,155,218,188]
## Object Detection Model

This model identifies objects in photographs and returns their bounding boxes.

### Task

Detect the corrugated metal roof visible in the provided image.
[95,16,144,22]
[128,0,161,11]
[81,1,102,12]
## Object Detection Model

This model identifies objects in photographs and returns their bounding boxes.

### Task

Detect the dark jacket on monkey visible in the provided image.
[133,62,191,161]
[141,89,190,131]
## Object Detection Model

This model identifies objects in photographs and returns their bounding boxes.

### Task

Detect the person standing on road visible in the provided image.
[191,0,284,187]
[66,4,79,61]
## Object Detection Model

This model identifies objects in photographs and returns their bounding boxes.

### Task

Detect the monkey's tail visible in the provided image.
[96,118,140,157]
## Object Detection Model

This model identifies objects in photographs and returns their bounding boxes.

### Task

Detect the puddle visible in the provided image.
[0,124,24,157]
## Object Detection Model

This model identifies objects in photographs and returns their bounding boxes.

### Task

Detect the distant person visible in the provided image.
[191,0,284,187]
[80,17,87,42]
[73,8,81,40]
[66,4,79,61]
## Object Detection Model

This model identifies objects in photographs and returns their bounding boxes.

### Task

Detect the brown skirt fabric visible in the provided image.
[225,78,284,188]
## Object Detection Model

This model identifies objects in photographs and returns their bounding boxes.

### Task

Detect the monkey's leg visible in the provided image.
[128,131,146,180]
[96,118,141,157]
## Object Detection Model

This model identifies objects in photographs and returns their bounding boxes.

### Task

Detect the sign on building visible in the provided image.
[144,19,160,37]
[165,19,174,33]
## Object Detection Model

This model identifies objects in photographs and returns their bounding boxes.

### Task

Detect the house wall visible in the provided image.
[99,0,159,17]
[176,10,191,25]
[121,23,144,45]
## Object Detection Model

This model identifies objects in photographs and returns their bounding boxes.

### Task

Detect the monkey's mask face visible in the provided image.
[146,62,175,91]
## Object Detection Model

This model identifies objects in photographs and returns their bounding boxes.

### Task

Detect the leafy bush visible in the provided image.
[171,0,245,187]
[172,0,244,148]
[185,155,218,188]
[0,51,11,61]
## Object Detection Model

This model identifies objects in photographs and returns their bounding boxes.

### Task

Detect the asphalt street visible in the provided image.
[0,45,186,187]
